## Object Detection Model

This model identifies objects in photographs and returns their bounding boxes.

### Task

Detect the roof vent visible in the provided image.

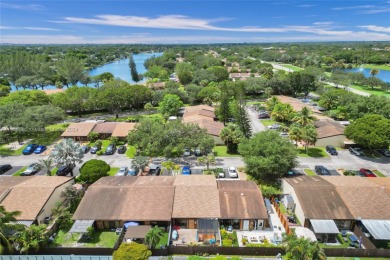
[241,193,245,196]
[224,191,227,194]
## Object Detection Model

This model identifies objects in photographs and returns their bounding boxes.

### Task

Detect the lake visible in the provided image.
[344,67,390,83]
[11,52,163,91]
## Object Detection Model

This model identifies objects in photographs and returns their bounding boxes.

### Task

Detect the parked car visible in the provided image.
[22,163,41,176]
[105,144,117,155]
[279,132,289,138]
[81,145,91,154]
[148,164,161,176]
[0,164,12,174]
[228,167,238,178]
[90,145,101,154]
[268,124,280,130]
[128,168,137,176]
[349,147,364,156]
[116,166,129,176]
[359,168,377,177]
[217,169,225,178]
[258,112,270,119]
[378,148,390,157]
[34,145,47,154]
[117,145,127,154]
[182,166,191,175]
[56,165,73,176]
[194,147,202,157]
[22,144,39,155]
[314,165,331,175]
[326,145,338,155]
[284,169,302,177]
[183,148,191,156]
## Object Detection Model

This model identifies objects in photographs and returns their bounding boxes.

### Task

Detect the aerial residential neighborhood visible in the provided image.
[1,1,390,259]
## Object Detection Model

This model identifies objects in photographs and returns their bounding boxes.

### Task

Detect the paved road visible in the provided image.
[245,106,266,134]
[323,81,370,97]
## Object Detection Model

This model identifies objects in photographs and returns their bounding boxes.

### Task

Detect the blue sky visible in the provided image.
[1,0,390,44]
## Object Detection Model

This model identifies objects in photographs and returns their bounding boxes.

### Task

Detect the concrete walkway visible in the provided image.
[245,106,266,134]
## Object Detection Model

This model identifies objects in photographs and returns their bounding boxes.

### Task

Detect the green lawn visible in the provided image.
[297,147,329,158]
[52,229,118,248]
[362,64,390,71]
[214,145,240,157]
[281,64,304,71]
[51,167,58,176]
[156,232,169,248]
[0,144,27,156]
[279,203,287,214]
[126,145,137,158]
[349,84,390,97]
[89,140,111,154]
[373,170,386,177]
[246,101,264,105]
[13,166,27,176]
[259,119,276,127]
[108,167,120,176]
[319,234,351,248]
[304,169,316,176]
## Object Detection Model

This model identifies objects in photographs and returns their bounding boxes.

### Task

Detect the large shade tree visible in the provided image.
[51,138,84,175]
[238,131,298,181]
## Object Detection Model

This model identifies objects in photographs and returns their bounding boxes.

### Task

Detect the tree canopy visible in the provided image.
[79,159,111,184]
[113,242,151,260]
[238,131,298,181]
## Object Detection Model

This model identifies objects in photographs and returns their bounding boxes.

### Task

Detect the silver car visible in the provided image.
[22,163,41,176]
[116,166,129,176]
[228,167,238,178]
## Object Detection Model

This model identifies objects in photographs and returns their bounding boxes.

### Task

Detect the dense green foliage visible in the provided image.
[79,159,110,183]
[345,114,390,149]
[238,131,298,181]
[283,233,326,260]
[113,243,151,260]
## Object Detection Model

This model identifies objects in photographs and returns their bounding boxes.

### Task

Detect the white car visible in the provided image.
[268,124,280,130]
[183,148,191,156]
[116,166,129,176]
[228,167,238,178]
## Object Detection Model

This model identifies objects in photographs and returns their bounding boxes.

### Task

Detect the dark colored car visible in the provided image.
[326,145,338,155]
[378,149,390,157]
[117,145,127,154]
[56,165,73,176]
[194,147,202,157]
[359,168,377,177]
[148,164,161,176]
[21,163,41,176]
[90,145,101,154]
[0,164,12,174]
[314,165,331,175]
[258,112,270,119]
[349,147,364,156]
[34,145,47,154]
[284,169,302,177]
[128,168,137,176]
[105,144,117,155]
[81,145,91,154]
[182,166,191,175]
[22,144,39,155]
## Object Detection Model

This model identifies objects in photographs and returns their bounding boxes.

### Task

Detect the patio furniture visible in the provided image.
[172,230,178,240]
[349,235,358,243]
[227,225,233,232]
[250,237,259,243]
[341,230,347,237]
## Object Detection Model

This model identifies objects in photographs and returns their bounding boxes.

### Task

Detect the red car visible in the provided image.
[359,168,377,177]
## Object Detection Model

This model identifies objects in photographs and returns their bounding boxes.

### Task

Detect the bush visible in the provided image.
[96,150,104,155]
[113,243,151,260]
[79,159,110,184]
[222,239,233,247]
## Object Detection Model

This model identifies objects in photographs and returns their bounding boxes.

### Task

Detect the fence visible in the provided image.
[36,247,114,255]
[352,224,376,249]
[272,200,291,235]
[152,246,285,256]
[324,248,390,258]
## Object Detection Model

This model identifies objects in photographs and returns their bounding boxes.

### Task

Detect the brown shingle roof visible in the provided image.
[93,122,119,134]
[0,176,74,221]
[322,176,390,219]
[183,109,215,120]
[186,119,224,137]
[184,105,215,113]
[43,89,65,95]
[218,181,268,219]
[124,225,152,239]
[172,186,220,218]
[275,95,324,116]
[61,122,97,137]
[315,119,345,139]
[174,175,216,187]
[112,123,137,138]
[284,176,353,220]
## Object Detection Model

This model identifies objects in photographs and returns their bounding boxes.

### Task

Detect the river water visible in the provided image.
[11,52,163,91]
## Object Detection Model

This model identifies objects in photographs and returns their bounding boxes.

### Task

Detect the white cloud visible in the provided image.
[297,4,316,8]
[0,26,59,31]
[358,25,390,33]
[53,14,353,36]
[2,31,390,44]
[332,4,390,14]
[332,5,376,11]
[0,2,44,11]
[356,8,390,14]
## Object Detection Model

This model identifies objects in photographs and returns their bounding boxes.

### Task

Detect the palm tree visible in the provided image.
[219,123,244,153]
[38,156,55,176]
[369,68,379,77]
[301,125,318,153]
[197,153,216,171]
[283,233,326,260]
[145,226,164,249]
[271,103,295,123]
[293,107,316,127]
[51,138,84,176]
[265,96,279,112]
[132,156,149,175]
[12,224,48,254]
[288,126,302,147]
[0,206,23,254]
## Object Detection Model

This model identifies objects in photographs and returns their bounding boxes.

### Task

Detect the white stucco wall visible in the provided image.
[316,135,346,147]
[281,179,305,226]
[36,178,75,224]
